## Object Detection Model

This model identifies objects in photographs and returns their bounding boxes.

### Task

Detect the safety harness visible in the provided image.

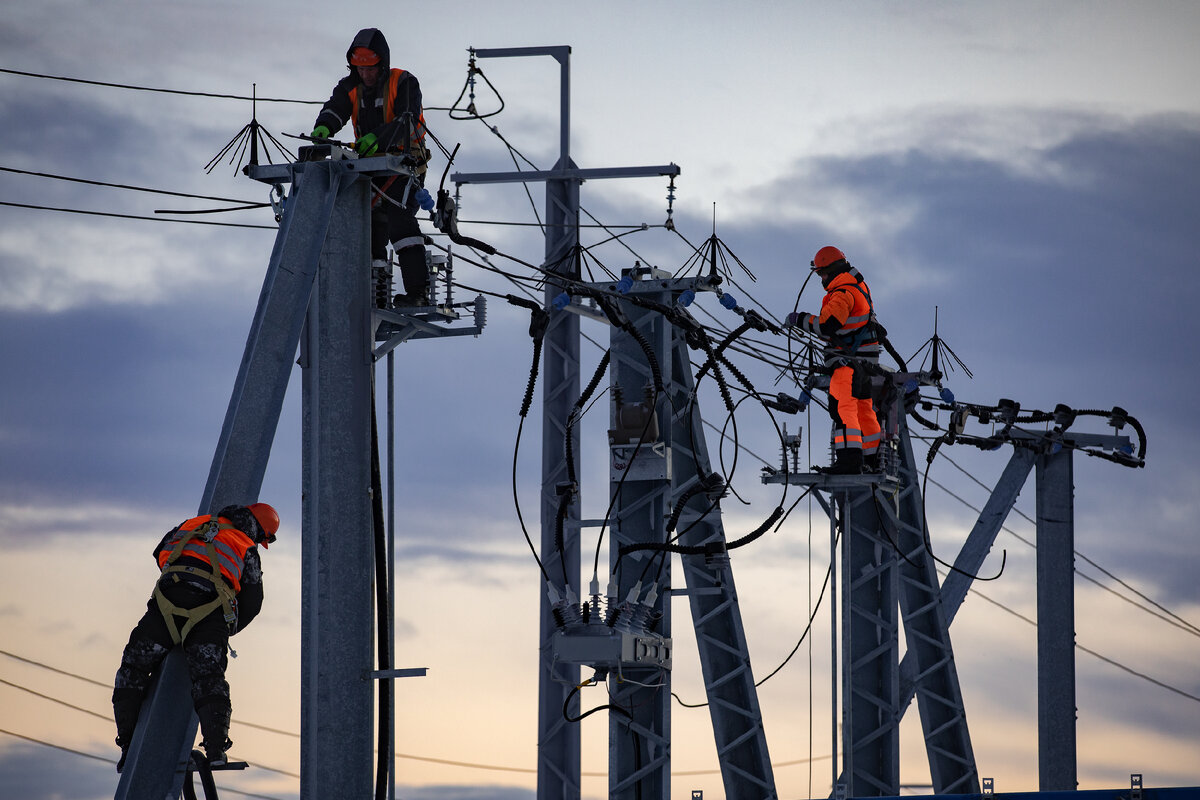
[828,279,880,357]
[153,518,240,645]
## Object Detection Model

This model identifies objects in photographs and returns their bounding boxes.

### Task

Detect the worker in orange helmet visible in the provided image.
[786,246,883,474]
[112,503,280,770]
[310,28,432,306]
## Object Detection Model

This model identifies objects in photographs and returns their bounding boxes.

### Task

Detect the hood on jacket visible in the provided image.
[346,28,391,74]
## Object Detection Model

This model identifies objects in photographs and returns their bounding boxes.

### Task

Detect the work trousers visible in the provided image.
[371,172,428,298]
[112,578,231,747]
[828,362,881,457]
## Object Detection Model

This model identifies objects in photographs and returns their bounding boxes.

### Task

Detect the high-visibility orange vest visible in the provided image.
[819,270,879,358]
[349,68,426,152]
[157,515,254,592]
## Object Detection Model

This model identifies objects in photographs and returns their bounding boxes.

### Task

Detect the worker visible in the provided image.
[112,503,280,770]
[310,27,431,306]
[786,246,883,474]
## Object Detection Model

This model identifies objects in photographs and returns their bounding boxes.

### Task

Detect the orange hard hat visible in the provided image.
[811,245,847,271]
[247,502,280,547]
[350,47,381,66]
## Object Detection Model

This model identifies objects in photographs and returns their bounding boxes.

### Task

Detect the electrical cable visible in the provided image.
[562,678,633,724]
[913,443,1200,638]
[0,67,322,104]
[673,533,835,709]
[0,200,276,229]
[368,400,391,800]
[0,729,289,800]
[0,165,265,205]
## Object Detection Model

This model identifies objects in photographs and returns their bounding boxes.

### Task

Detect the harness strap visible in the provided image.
[153,580,225,645]
[155,522,240,642]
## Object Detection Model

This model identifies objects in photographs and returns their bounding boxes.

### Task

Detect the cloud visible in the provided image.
[0,742,118,800]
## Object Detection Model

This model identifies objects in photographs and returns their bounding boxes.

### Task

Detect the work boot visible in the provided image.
[863,452,881,473]
[396,247,430,306]
[203,739,231,767]
[817,449,863,475]
[112,687,142,773]
[196,698,232,768]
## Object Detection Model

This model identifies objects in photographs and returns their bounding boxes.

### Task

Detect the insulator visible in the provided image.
[1053,403,1076,428]
[474,295,487,329]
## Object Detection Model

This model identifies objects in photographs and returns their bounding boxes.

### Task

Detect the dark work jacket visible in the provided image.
[314,28,424,156]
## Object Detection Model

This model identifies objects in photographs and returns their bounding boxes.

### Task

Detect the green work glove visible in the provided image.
[310,125,331,140]
[354,132,379,156]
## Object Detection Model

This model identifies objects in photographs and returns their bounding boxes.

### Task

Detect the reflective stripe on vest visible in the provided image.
[350,69,427,150]
[824,269,879,361]
[157,515,252,592]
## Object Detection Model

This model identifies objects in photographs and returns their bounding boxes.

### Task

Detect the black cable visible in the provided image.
[0,200,276,229]
[369,397,391,800]
[0,165,264,204]
[562,679,632,723]
[0,67,321,104]
[674,531,835,708]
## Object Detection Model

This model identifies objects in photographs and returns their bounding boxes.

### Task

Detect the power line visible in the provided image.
[919,449,1200,639]
[0,729,287,800]
[965,586,1200,704]
[0,200,276,229]
[0,165,263,205]
[0,677,110,723]
[0,649,564,776]
[0,67,320,105]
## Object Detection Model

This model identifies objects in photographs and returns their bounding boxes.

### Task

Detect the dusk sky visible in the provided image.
[2,2,1199,799]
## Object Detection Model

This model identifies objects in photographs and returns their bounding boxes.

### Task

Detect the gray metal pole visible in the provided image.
[607,289,672,800]
[1036,449,1077,790]
[452,48,680,799]
[300,171,376,800]
[115,159,344,800]
[536,158,584,799]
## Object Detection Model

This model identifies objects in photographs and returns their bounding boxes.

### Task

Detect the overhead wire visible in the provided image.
[8,56,1197,772]
[0,67,321,104]
[0,200,276,229]
[911,437,1200,638]
[0,648,589,777]
[0,166,265,205]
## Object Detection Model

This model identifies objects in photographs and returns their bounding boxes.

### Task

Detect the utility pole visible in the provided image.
[451,45,678,800]
[765,393,1135,793]
[115,149,450,800]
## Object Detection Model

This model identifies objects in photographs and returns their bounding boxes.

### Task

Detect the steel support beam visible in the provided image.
[1036,449,1077,790]
[605,274,776,799]
[888,420,978,793]
[299,173,376,800]
[608,294,672,800]
[449,45,680,800]
[115,159,347,800]
[667,322,776,800]
[537,157,584,799]
[838,484,900,796]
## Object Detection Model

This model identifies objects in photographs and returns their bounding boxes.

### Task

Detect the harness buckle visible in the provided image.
[199,518,221,543]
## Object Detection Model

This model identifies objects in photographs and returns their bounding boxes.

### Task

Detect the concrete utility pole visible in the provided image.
[451,45,678,800]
